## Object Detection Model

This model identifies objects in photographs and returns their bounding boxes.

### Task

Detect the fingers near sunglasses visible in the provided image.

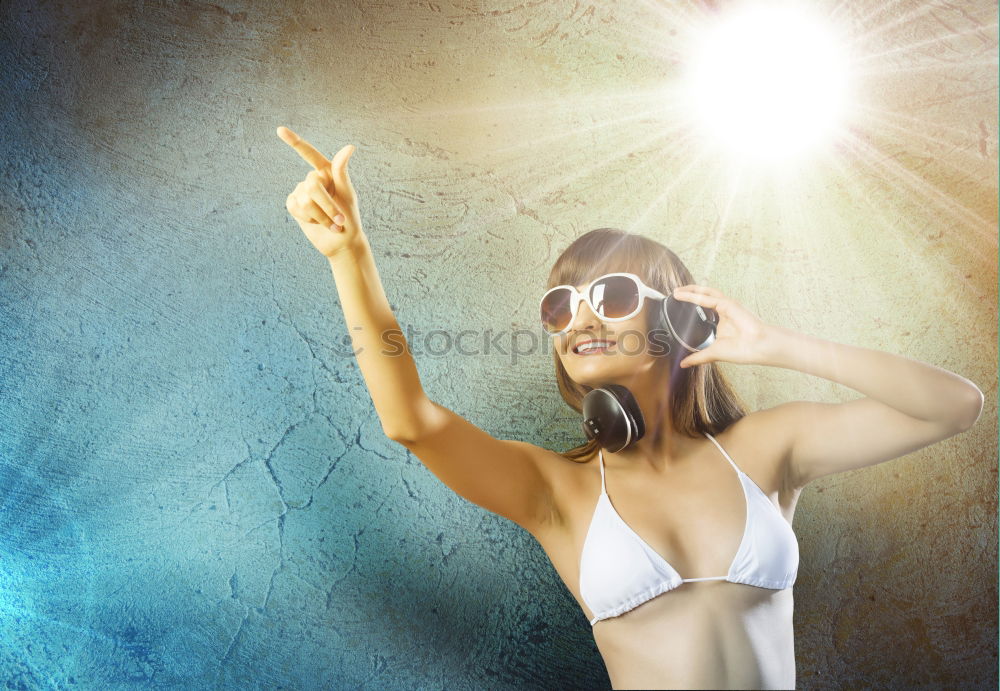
[700,288,724,298]
[674,289,721,309]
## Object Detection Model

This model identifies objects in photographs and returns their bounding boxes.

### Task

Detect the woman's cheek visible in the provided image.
[615,330,645,356]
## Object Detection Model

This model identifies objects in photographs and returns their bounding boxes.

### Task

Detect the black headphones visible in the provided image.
[582,384,645,453]
[580,293,718,453]
[651,292,719,358]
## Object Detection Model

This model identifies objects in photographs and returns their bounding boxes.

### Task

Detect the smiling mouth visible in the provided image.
[573,341,617,355]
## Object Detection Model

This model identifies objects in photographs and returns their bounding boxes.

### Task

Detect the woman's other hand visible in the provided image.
[671,285,774,368]
[278,126,365,259]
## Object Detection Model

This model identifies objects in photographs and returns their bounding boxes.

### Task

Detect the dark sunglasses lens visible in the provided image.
[541,288,573,332]
[665,296,718,349]
[590,275,640,319]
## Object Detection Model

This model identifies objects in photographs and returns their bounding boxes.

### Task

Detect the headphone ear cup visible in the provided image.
[581,385,647,452]
[652,299,672,357]
[653,298,669,332]
[664,294,719,353]
[603,384,646,443]
[582,387,628,452]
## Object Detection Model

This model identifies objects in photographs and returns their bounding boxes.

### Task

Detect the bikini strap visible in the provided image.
[704,432,743,475]
[597,448,607,493]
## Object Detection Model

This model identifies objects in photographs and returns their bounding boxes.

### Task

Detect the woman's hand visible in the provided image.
[278,126,365,259]
[671,285,775,368]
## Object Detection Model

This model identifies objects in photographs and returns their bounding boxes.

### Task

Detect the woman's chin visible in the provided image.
[567,363,629,387]
[566,354,667,387]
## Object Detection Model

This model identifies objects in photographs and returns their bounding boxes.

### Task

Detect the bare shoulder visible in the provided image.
[718,403,803,512]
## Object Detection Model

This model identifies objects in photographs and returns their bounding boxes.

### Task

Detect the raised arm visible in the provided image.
[750,326,983,489]
[277,127,558,534]
[672,284,985,491]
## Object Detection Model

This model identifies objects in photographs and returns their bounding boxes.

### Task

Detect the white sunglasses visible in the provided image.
[539,272,668,336]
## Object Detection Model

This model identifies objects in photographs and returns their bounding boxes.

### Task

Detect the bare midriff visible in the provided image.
[588,581,795,690]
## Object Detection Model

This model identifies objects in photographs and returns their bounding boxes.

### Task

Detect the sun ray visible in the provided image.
[483,99,686,158]
[853,57,999,77]
[394,82,690,133]
[855,106,995,162]
[820,144,992,299]
[855,102,996,139]
[702,176,741,284]
[851,21,998,65]
[838,131,997,235]
[626,137,712,233]
[596,3,705,65]
[845,1,944,50]
[434,126,693,237]
[635,0,707,36]
[489,123,689,195]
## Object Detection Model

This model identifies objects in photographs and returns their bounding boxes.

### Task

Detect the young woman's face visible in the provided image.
[553,277,667,387]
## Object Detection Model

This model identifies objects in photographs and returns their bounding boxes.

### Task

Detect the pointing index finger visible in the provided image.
[277,126,330,171]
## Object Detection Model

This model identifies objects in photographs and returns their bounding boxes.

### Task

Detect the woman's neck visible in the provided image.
[605,361,696,471]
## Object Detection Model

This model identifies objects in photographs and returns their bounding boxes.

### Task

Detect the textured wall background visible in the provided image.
[1,0,996,689]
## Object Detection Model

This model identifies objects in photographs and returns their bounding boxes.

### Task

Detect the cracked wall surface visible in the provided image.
[1,1,996,689]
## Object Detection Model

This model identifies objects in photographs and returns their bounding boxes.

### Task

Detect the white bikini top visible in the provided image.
[579,432,798,626]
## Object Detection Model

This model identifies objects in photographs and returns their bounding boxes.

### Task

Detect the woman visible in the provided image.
[277,126,984,690]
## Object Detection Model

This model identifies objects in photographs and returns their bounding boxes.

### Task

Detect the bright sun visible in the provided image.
[681,2,854,166]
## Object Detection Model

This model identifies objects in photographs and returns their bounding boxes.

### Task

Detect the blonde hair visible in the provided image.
[547,228,749,462]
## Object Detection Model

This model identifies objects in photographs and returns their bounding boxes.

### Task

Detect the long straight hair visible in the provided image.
[547,228,749,462]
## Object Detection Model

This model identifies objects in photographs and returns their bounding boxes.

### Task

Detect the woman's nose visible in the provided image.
[570,300,602,331]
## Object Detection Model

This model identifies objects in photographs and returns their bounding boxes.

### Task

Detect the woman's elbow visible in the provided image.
[958,384,985,430]
[381,420,419,442]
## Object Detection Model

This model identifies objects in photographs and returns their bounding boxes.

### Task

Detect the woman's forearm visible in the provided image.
[327,234,430,440]
[759,324,984,429]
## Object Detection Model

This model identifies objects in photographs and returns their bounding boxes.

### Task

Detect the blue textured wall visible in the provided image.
[1,1,996,689]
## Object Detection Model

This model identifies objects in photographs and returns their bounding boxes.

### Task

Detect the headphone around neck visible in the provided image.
[581,384,645,453]
[580,292,718,453]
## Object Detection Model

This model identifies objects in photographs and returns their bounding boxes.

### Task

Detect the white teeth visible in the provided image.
[576,341,615,353]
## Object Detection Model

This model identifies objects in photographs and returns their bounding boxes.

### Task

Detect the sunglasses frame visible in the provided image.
[539,272,668,337]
